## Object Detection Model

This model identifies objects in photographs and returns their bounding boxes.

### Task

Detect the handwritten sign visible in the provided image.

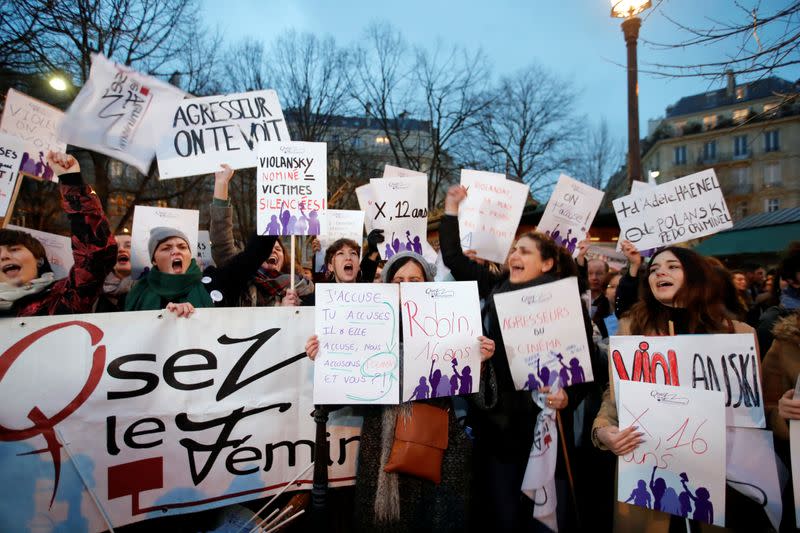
[537,174,604,257]
[58,53,185,174]
[314,283,400,404]
[368,176,430,260]
[0,132,25,218]
[617,380,726,526]
[256,141,326,236]
[609,334,764,428]
[315,210,365,273]
[130,205,199,279]
[383,164,426,178]
[493,277,594,390]
[156,90,290,179]
[0,89,66,181]
[458,169,528,264]
[612,169,732,250]
[0,308,358,532]
[355,183,377,233]
[400,281,482,400]
[6,225,74,279]
[196,229,215,270]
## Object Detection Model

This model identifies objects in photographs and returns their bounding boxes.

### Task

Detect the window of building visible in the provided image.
[764,130,780,152]
[702,141,716,161]
[732,108,749,123]
[735,203,749,220]
[733,135,748,157]
[763,102,779,114]
[702,115,717,130]
[766,198,780,213]
[763,162,782,187]
[375,136,390,145]
[736,86,747,100]
[673,145,687,165]
[731,166,749,184]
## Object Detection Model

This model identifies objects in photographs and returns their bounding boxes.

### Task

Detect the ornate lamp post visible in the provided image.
[611,0,651,187]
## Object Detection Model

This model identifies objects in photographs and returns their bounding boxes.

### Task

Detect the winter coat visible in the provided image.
[762,312,800,442]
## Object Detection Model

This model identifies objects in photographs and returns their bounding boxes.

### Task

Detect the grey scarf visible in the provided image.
[0,273,56,311]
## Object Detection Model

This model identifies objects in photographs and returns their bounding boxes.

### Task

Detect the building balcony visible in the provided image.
[722,183,753,196]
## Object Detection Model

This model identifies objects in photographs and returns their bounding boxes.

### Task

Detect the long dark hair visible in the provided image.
[627,246,725,334]
[516,231,578,280]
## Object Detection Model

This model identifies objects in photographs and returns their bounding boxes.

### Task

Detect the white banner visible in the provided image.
[256,141,327,236]
[156,90,290,179]
[7,225,74,279]
[0,132,25,217]
[458,169,528,264]
[315,210,365,273]
[400,281,482,401]
[617,380,726,526]
[314,283,400,404]
[130,206,199,279]
[493,277,594,390]
[58,54,186,175]
[612,169,732,250]
[0,308,359,532]
[368,176,432,261]
[537,174,604,257]
[609,334,765,428]
[0,89,66,181]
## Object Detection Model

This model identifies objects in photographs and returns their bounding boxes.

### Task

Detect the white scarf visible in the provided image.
[521,387,559,532]
[0,273,56,311]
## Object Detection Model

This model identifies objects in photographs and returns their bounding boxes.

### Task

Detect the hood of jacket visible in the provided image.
[773,312,800,343]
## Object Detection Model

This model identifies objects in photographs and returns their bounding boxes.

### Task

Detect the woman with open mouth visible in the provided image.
[94,233,133,312]
[0,151,116,317]
[438,184,597,533]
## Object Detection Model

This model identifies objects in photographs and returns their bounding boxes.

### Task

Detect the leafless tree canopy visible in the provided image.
[568,118,626,190]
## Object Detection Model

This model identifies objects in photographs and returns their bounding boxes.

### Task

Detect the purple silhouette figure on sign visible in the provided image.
[650,466,667,512]
[435,375,451,397]
[287,215,297,234]
[451,359,473,394]
[660,487,681,515]
[569,357,586,384]
[678,489,692,518]
[537,361,553,388]
[523,373,541,391]
[625,480,652,509]
[412,236,422,254]
[391,235,402,254]
[307,210,320,235]
[408,377,430,401]
[34,152,45,176]
[385,243,395,258]
[294,215,308,235]
[680,474,713,524]
[449,374,459,396]
[266,215,281,235]
[279,209,291,234]
[428,360,442,398]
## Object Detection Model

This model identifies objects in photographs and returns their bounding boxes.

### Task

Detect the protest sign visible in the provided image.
[536,174,604,257]
[368,176,432,261]
[195,230,215,270]
[314,283,400,404]
[156,90,290,179]
[315,210,365,273]
[493,277,594,391]
[792,420,800,528]
[612,169,732,250]
[58,54,185,175]
[6,225,74,279]
[355,183,378,233]
[130,205,199,279]
[0,89,66,181]
[400,281,482,401]
[0,132,25,219]
[0,308,359,532]
[256,141,327,236]
[617,380,726,526]
[726,427,783,531]
[458,169,528,264]
[383,164,426,178]
[609,334,764,428]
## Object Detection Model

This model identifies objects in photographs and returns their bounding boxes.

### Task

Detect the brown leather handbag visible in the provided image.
[383,403,449,484]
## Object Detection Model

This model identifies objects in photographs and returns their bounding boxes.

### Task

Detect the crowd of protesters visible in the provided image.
[2,153,800,532]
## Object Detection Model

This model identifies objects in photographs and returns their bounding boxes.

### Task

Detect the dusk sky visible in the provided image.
[203,0,800,144]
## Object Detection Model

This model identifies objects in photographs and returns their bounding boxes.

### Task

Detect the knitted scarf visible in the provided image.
[0,273,55,311]
[251,267,314,305]
[125,260,213,311]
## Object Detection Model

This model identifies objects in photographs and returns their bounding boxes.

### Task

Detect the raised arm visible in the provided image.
[209,164,240,267]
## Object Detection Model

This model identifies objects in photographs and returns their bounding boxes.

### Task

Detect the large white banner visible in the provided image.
[458,169,528,264]
[156,90,290,179]
[58,54,185,175]
[400,282,482,401]
[612,169,732,250]
[130,205,199,279]
[536,174,604,257]
[493,277,594,390]
[0,89,66,181]
[609,334,765,428]
[617,380,726,526]
[0,132,25,217]
[6,225,74,279]
[314,283,400,404]
[0,308,359,532]
[367,176,431,261]
[256,141,327,236]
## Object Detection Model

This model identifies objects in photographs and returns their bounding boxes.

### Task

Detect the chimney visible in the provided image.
[726,70,736,98]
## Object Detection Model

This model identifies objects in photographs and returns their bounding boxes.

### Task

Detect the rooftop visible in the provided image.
[665,77,796,118]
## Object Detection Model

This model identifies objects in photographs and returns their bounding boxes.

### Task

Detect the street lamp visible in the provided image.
[611,0,651,188]
[48,75,69,92]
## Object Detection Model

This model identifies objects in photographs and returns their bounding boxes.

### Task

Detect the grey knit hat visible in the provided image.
[381,251,436,282]
[148,226,190,260]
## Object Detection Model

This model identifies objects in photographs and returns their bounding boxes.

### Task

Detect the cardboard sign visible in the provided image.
[6,225,74,279]
[0,308,358,532]
[617,380,726,526]
[355,183,377,233]
[537,174,604,257]
[458,169,528,264]
[130,205,199,279]
[383,165,426,178]
[256,141,327,236]
[315,210,365,273]
[156,90,290,179]
[0,132,25,218]
[493,277,594,390]
[314,283,400,404]
[195,229,215,270]
[58,53,185,174]
[609,334,765,428]
[612,169,732,250]
[400,281,483,400]
[367,176,430,261]
[0,89,66,181]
